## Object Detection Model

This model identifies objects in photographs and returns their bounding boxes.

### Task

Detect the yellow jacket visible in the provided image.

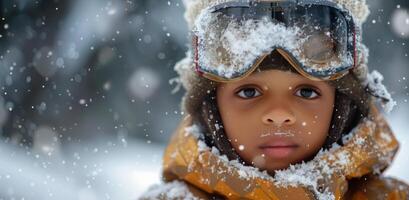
[140,104,409,200]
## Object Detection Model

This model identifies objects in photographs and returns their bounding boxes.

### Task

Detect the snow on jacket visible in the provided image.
[140,101,409,200]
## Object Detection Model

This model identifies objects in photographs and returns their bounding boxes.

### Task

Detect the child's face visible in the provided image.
[216,69,335,172]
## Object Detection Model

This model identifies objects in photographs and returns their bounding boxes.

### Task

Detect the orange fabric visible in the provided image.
[150,103,409,199]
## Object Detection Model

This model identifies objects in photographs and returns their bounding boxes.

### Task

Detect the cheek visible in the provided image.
[294,100,334,146]
[294,91,334,123]
[218,104,257,143]
[217,94,242,140]
[219,107,260,163]
[217,94,261,159]
[217,89,258,135]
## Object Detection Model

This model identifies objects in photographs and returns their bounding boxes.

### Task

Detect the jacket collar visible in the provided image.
[162,103,399,199]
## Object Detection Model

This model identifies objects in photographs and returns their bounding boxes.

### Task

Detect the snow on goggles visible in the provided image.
[192,0,359,82]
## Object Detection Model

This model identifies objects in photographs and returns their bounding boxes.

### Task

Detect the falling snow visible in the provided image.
[0,0,408,200]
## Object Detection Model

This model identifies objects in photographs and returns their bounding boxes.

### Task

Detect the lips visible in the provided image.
[259,140,299,159]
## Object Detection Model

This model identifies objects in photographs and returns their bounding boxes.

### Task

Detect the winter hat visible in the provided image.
[174,0,395,113]
[180,0,371,83]
[182,0,370,30]
[171,0,396,161]
[176,0,372,94]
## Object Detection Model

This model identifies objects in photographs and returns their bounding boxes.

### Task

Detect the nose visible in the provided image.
[262,107,296,127]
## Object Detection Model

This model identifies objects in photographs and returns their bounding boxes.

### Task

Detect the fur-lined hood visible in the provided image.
[140,102,409,199]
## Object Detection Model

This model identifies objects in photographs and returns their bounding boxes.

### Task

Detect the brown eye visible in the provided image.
[295,88,320,99]
[237,88,261,99]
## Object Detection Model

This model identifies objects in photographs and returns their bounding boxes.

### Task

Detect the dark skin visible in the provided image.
[217,69,335,173]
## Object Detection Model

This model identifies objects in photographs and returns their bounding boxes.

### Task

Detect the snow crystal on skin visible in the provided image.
[139,180,199,200]
[366,70,397,113]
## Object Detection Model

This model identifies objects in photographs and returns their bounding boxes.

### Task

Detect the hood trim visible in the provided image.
[162,101,399,199]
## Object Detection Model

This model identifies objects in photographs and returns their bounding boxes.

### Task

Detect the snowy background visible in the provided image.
[0,0,408,199]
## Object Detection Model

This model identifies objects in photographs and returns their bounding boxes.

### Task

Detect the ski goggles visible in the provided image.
[192,0,359,82]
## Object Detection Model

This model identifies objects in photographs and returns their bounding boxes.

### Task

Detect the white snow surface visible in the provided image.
[139,180,199,200]
[0,138,163,200]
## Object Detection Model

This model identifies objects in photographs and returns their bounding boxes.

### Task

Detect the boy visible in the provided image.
[140,0,409,199]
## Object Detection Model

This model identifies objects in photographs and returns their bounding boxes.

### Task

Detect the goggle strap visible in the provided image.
[353,26,357,69]
[193,35,204,76]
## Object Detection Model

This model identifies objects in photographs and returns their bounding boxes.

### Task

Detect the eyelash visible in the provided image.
[236,87,262,99]
[235,86,321,100]
[294,87,321,99]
